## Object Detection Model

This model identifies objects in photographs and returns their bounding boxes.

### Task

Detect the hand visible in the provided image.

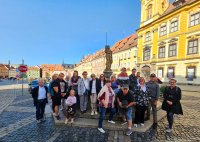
[126,106,129,109]
[154,100,158,106]
[167,100,173,105]
[119,102,122,108]
[48,93,51,99]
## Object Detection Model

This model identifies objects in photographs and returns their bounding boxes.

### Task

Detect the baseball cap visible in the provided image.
[122,84,129,89]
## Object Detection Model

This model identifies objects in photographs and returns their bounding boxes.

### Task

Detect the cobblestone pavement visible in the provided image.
[0,89,200,142]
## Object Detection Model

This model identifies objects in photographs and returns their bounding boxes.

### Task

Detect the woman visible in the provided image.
[162,78,183,133]
[99,74,106,89]
[98,80,116,133]
[48,74,58,115]
[70,71,81,106]
[89,74,101,115]
[78,71,90,113]
[134,77,150,127]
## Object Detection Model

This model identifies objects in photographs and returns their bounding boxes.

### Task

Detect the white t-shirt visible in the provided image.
[91,80,96,94]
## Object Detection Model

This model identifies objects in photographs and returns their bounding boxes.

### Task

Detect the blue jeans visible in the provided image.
[98,107,116,128]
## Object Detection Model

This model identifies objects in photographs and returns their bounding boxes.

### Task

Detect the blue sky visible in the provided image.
[0,0,173,66]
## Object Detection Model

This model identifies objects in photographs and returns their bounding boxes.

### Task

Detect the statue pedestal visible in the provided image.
[103,70,113,80]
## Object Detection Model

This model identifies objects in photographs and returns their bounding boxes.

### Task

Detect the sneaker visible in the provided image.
[108,120,115,124]
[126,129,132,136]
[98,128,105,133]
[52,113,56,116]
[165,125,169,129]
[55,115,61,120]
[65,119,69,124]
[134,124,138,127]
[36,120,42,124]
[91,111,94,115]
[94,111,98,115]
[140,123,144,127]
[166,128,172,133]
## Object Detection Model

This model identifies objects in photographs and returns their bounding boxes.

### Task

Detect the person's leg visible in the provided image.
[134,106,139,124]
[36,101,40,120]
[93,93,97,113]
[51,96,55,113]
[167,112,174,129]
[126,107,133,129]
[40,100,46,120]
[98,107,106,128]
[79,95,84,112]
[84,95,88,111]
[108,108,116,121]
[90,94,94,113]
[140,106,146,124]
[152,99,158,124]
[146,100,151,120]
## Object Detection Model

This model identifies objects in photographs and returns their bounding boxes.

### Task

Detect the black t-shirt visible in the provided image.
[52,79,67,98]
[117,90,134,104]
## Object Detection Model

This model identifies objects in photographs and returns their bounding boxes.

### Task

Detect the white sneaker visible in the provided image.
[166,128,172,133]
[91,111,94,115]
[134,124,138,127]
[94,111,98,115]
[36,120,42,124]
[52,113,56,116]
[140,123,144,127]
[98,128,105,133]
[108,120,115,124]
[65,119,68,124]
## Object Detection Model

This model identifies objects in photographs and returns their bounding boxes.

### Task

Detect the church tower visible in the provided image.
[140,0,169,27]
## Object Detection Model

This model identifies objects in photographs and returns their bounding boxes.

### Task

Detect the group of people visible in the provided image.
[31,67,183,136]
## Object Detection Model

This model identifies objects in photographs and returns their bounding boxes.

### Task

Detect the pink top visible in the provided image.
[65,96,77,106]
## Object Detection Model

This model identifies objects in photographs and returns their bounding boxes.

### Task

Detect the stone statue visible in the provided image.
[105,46,113,71]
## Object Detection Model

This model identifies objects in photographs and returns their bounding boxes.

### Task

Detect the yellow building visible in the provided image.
[111,33,138,75]
[137,0,200,84]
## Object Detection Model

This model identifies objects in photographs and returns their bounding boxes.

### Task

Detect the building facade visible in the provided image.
[137,0,200,84]
[111,33,138,75]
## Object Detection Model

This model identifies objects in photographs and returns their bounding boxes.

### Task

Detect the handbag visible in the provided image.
[82,79,89,95]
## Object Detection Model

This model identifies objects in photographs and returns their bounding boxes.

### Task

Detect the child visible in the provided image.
[65,89,77,124]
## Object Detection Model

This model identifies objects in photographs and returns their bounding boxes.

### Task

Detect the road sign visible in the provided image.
[18,65,28,73]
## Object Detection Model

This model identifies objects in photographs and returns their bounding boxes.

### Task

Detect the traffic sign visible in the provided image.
[18,65,28,73]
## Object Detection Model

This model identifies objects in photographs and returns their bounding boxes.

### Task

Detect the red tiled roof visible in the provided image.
[41,64,64,71]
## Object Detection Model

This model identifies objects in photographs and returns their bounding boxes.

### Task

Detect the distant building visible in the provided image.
[41,64,65,79]
[62,63,74,77]
[27,66,40,80]
[0,64,8,78]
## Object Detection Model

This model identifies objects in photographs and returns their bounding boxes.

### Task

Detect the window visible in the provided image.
[127,62,130,68]
[186,66,196,79]
[190,12,200,27]
[128,52,131,58]
[169,44,177,57]
[143,48,151,61]
[167,67,175,79]
[157,68,164,78]
[134,50,138,57]
[124,53,127,60]
[147,5,152,20]
[160,25,167,36]
[170,20,178,32]
[159,46,165,58]
[188,39,198,54]
[145,32,151,42]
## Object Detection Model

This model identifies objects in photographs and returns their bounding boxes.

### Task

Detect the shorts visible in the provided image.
[53,96,61,106]
[119,107,133,121]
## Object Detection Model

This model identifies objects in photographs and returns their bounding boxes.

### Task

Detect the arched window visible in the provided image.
[147,4,152,20]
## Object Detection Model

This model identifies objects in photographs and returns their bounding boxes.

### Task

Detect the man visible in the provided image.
[117,84,136,136]
[146,73,160,129]
[78,71,90,113]
[129,68,138,91]
[52,73,67,120]
[32,79,48,123]
[117,67,130,87]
